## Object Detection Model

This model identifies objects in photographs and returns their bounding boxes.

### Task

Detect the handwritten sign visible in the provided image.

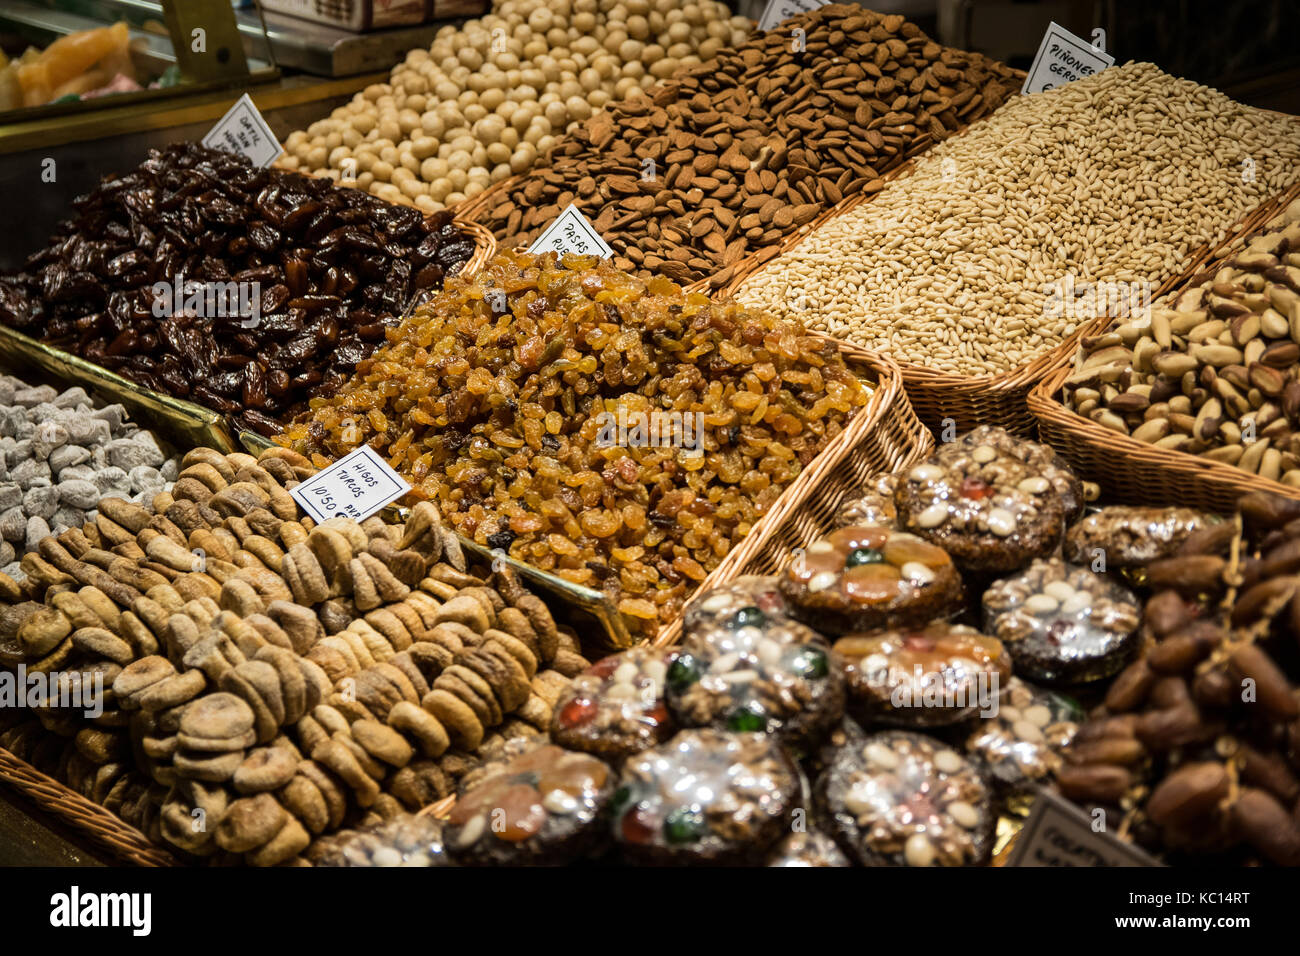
[1021,22,1114,95]
[527,204,613,258]
[202,94,283,168]
[289,446,410,524]
[758,0,829,32]
[1006,788,1162,867]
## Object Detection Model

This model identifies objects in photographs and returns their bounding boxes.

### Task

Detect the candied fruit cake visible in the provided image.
[283,251,870,634]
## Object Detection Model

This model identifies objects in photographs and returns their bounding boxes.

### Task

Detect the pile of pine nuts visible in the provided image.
[735,62,1300,377]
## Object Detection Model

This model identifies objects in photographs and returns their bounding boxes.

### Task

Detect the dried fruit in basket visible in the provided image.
[0,143,479,435]
[1060,492,1300,865]
[281,250,870,635]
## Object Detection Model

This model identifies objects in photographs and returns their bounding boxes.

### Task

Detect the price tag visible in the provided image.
[289,446,411,524]
[1021,22,1114,95]
[527,204,613,258]
[1005,788,1162,867]
[202,93,283,168]
[758,0,829,32]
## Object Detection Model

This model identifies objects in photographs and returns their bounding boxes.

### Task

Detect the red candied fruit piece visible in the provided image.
[494,784,549,842]
[559,697,599,728]
[621,807,658,845]
[959,477,994,500]
[449,778,511,824]
[644,702,670,726]
[903,633,937,653]
[588,657,621,679]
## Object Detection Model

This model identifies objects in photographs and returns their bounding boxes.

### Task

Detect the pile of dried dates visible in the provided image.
[1060,491,1300,865]
[0,143,479,435]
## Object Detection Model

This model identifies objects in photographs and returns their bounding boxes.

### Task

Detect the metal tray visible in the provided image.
[0,324,237,452]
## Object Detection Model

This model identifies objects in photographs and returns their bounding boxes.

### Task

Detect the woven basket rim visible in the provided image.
[0,746,178,866]
[653,371,935,647]
[650,339,905,648]
[1027,180,1300,503]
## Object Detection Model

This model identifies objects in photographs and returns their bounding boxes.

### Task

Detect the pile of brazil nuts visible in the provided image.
[736,62,1300,377]
[0,445,590,864]
[1059,492,1300,865]
[0,374,179,575]
[475,4,1019,285]
[280,250,870,635]
[281,0,751,211]
[1065,196,1300,484]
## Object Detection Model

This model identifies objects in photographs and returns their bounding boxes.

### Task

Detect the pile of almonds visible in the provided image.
[1058,492,1300,865]
[475,4,1017,284]
[1065,196,1300,484]
[0,446,589,864]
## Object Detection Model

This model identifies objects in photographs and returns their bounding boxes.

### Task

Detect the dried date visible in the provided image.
[0,142,478,435]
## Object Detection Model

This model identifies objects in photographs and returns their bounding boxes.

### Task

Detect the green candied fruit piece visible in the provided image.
[845,547,884,568]
[727,606,767,630]
[667,653,702,692]
[726,704,768,733]
[663,807,706,845]
[790,647,829,679]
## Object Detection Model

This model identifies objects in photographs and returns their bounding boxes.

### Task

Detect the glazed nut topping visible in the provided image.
[983,558,1141,649]
[842,734,986,866]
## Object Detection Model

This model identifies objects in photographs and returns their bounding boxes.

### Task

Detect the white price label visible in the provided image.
[289,445,411,524]
[202,93,283,168]
[1021,22,1114,95]
[1005,788,1162,867]
[527,204,613,258]
[757,0,829,32]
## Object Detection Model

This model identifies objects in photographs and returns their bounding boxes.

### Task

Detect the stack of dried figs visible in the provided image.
[0,445,588,865]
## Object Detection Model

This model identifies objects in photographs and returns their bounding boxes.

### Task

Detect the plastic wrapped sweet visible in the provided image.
[612,729,799,865]
[681,576,790,634]
[667,611,844,749]
[895,431,1076,573]
[833,622,1012,727]
[1063,506,1215,568]
[780,525,963,636]
[981,558,1141,683]
[946,426,1084,520]
[964,677,1081,804]
[766,828,852,867]
[308,813,450,867]
[444,741,615,865]
[550,647,676,762]
[833,473,899,529]
[818,730,996,866]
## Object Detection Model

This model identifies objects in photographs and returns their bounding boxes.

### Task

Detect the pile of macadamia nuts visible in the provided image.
[280,0,752,211]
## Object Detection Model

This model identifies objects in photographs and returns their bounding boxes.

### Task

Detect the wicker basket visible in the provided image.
[1029,183,1300,512]
[456,64,1027,277]
[654,341,933,647]
[0,747,177,866]
[723,138,1296,437]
